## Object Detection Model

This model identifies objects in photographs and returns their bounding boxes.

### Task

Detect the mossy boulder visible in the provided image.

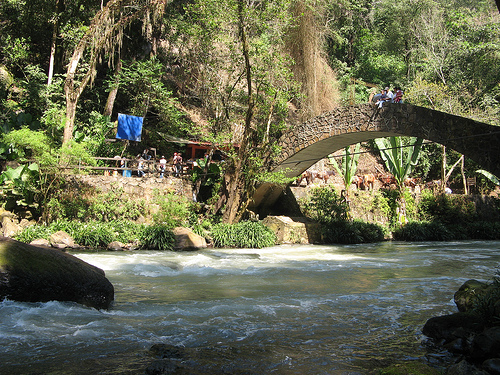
[0,237,114,309]
[454,279,491,312]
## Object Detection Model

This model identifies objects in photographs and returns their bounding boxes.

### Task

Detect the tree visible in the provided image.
[169,0,298,223]
[411,5,450,85]
[62,0,167,144]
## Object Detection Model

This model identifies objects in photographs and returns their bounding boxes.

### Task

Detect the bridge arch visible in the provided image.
[250,103,500,213]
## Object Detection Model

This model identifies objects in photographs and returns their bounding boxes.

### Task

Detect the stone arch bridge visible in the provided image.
[249,103,500,214]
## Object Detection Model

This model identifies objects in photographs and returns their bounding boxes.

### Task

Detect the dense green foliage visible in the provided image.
[328,0,500,123]
[15,219,144,248]
[139,224,175,251]
[394,191,500,241]
[322,220,385,244]
[303,183,500,242]
[302,185,349,223]
[151,192,193,228]
[211,221,277,248]
[468,272,500,325]
[301,185,386,243]
[1,0,500,243]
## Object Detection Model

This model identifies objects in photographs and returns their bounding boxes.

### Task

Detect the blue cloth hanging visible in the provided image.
[116,113,144,142]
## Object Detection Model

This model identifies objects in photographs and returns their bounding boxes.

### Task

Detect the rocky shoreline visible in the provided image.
[422,279,500,375]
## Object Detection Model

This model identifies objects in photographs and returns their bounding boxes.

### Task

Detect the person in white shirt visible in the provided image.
[159,155,167,177]
[385,87,394,103]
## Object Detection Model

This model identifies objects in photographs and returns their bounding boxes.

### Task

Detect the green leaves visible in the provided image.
[477,169,500,186]
[329,143,361,190]
[191,158,222,186]
[375,136,423,189]
[303,185,349,224]
[0,163,39,211]
[211,221,276,248]
[140,224,175,251]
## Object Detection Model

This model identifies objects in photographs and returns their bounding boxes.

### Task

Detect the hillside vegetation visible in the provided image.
[0,0,499,229]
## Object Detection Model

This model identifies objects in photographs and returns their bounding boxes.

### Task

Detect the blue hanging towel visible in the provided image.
[116,113,144,141]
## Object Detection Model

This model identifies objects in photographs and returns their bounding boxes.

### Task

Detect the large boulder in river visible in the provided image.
[173,227,207,251]
[0,237,114,309]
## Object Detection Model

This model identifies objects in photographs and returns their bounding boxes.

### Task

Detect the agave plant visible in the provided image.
[375,136,423,225]
[374,137,423,192]
[328,143,361,195]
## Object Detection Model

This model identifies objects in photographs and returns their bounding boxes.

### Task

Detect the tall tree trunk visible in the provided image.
[64,92,79,143]
[47,0,64,85]
[441,145,446,194]
[397,192,408,225]
[103,59,122,117]
[63,35,90,144]
[221,0,255,224]
[47,18,58,86]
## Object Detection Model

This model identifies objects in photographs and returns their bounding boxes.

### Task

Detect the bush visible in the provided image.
[211,221,277,248]
[393,220,500,241]
[46,185,145,222]
[302,186,349,223]
[470,273,500,325]
[152,191,192,228]
[418,192,477,224]
[15,219,145,248]
[379,189,418,228]
[392,221,454,241]
[71,221,115,248]
[465,221,500,240]
[139,224,175,250]
[321,220,385,244]
[106,219,144,243]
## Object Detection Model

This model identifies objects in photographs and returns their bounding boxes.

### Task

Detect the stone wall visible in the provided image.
[70,174,194,203]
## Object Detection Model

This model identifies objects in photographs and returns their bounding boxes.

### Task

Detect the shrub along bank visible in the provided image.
[299,185,500,242]
[11,182,500,249]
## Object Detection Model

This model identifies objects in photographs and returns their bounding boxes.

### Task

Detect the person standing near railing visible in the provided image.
[137,157,145,177]
[173,152,183,177]
[159,155,167,178]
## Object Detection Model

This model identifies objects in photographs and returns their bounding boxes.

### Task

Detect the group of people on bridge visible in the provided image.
[373,86,404,108]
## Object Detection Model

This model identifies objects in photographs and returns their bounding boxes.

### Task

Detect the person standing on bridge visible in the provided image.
[385,87,394,103]
[393,87,404,103]
[375,89,388,108]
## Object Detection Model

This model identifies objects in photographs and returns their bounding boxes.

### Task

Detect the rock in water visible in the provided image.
[0,237,114,309]
[172,227,207,251]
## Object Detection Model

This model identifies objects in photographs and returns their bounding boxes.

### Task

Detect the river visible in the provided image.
[1,241,499,374]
